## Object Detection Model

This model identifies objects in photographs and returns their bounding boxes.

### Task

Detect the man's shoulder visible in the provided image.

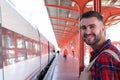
[97,49,120,63]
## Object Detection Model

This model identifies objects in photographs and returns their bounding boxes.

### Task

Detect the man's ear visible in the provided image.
[102,26,106,31]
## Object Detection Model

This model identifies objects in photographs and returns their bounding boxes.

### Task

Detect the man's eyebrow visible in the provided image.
[80,25,86,29]
[88,24,96,26]
[81,24,96,27]
[80,25,85,28]
[80,24,96,29]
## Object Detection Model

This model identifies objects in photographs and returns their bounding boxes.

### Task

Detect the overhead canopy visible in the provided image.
[44,0,120,47]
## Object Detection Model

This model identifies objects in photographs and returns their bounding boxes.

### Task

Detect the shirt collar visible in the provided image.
[90,39,111,60]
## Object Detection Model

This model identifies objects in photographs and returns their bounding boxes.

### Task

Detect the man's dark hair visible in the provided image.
[80,11,103,22]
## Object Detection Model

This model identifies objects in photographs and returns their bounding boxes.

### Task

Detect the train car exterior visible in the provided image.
[0,0,55,80]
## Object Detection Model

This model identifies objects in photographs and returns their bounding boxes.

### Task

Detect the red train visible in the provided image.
[0,0,55,80]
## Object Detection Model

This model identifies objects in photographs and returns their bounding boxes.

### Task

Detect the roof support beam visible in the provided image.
[45,4,79,11]
[52,23,78,30]
[49,16,79,24]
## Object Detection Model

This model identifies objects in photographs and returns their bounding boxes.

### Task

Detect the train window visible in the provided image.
[17,38,26,61]
[17,50,26,61]
[4,35,14,48]
[26,41,33,58]
[33,42,38,56]
[17,39,25,48]
[27,41,32,49]
[6,50,15,65]
[25,40,28,48]
[3,49,15,65]
[37,44,40,56]
[35,42,40,56]
[2,31,15,65]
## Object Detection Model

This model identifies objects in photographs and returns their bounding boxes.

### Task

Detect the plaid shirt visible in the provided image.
[90,39,120,80]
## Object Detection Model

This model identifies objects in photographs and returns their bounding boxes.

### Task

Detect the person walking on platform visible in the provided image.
[63,49,68,60]
[79,11,120,80]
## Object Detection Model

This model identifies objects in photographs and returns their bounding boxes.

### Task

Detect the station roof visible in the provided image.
[44,0,120,47]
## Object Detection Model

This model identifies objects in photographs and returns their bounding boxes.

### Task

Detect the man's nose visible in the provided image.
[85,27,91,34]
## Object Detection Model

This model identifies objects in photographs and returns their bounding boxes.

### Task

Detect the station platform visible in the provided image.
[52,53,80,80]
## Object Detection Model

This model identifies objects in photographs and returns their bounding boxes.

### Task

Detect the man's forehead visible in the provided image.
[80,17,99,25]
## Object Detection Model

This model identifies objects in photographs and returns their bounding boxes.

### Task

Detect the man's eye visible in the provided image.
[90,26,94,29]
[90,25,95,29]
[81,26,86,30]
